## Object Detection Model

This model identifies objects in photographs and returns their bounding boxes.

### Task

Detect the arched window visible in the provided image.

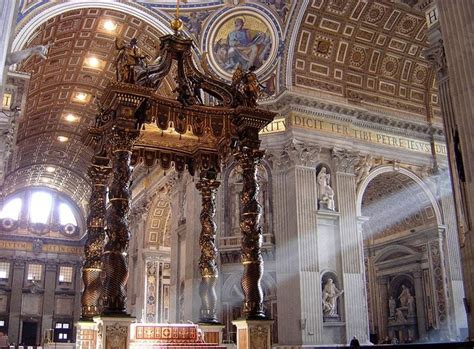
[58,203,77,226]
[0,198,22,220]
[29,191,52,224]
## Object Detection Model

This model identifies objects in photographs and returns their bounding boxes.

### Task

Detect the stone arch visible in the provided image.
[356,166,442,227]
[374,245,420,264]
[144,193,172,249]
[12,2,174,51]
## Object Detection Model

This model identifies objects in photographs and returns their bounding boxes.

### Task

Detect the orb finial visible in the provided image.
[170,0,183,33]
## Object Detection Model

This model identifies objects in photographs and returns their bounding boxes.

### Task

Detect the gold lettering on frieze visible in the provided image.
[288,113,447,156]
[259,118,286,135]
[0,240,32,251]
[42,245,82,254]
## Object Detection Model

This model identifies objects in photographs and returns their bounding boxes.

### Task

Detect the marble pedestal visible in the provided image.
[232,320,273,349]
[94,316,135,349]
[198,323,224,344]
[76,320,98,349]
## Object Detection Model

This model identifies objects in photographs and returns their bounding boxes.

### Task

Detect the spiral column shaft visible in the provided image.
[238,147,266,319]
[102,127,138,315]
[196,172,221,323]
[81,157,111,320]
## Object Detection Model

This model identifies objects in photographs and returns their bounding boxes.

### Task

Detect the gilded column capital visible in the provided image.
[332,147,359,174]
[108,127,139,154]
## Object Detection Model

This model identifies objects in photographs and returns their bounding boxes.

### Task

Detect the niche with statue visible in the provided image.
[321,272,344,322]
[316,164,335,211]
[388,276,417,341]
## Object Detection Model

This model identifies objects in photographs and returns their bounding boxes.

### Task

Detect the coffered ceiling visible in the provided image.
[293,0,439,124]
[4,8,167,209]
[2,1,438,211]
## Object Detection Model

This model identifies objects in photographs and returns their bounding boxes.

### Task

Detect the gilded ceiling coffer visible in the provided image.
[196,169,221,323]
[102,125,139,315]
[81,155,111,320]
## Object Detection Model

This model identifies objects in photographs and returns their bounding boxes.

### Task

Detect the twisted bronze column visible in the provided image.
[102,127,138,315]
[196,170,221,323]
[81,157,111,320]
[237,147,266,319]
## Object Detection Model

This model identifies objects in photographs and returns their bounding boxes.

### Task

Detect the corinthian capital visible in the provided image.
[109,127,139,153]
[424,37,447,79]
[332,147,359,174]
[266,139,321,169]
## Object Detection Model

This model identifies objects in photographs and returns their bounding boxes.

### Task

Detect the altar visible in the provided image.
[129,324,225,349]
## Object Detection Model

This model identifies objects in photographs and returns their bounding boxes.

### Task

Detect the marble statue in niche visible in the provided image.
[407,294,415,316]
[389,296,396,317]
[322,278,343,318]
[398,284,411,307]
[317,167,335,211]
[395,308,407,323]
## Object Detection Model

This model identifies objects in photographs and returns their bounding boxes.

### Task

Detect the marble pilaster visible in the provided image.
[8,258,25,345]
[434,1,474,338]
[269,141,321,345]
[413,270,427,339]
[332,148,369,343]
[40,263,57,342]
[377,276,389,339]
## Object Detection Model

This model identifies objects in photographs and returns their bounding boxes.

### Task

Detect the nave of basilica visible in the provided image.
[0,0,474,348]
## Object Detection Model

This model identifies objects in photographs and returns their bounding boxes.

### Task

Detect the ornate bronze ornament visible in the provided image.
[82,25,276,320]
[196,170,220,323]
[81,155,111,320]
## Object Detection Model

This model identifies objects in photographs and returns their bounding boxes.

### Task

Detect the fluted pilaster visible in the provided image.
[332,148,369,343]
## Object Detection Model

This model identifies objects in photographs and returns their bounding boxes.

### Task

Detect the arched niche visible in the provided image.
[359,167,443,343]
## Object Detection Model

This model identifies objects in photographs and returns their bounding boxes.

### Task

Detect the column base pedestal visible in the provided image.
[94,315,135,349]
[198,323,224,344]
[76,320,98,349]
[232,319,273,349]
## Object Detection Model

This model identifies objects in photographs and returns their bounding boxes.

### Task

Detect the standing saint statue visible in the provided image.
[317,167,335,211]
[322,278,344,317]
[398,285,412,307]
[115,37,147,83]
[407,295,416,316]
[389,296,396,318]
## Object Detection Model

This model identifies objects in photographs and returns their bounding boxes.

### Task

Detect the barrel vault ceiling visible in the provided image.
[3,0,437,210]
